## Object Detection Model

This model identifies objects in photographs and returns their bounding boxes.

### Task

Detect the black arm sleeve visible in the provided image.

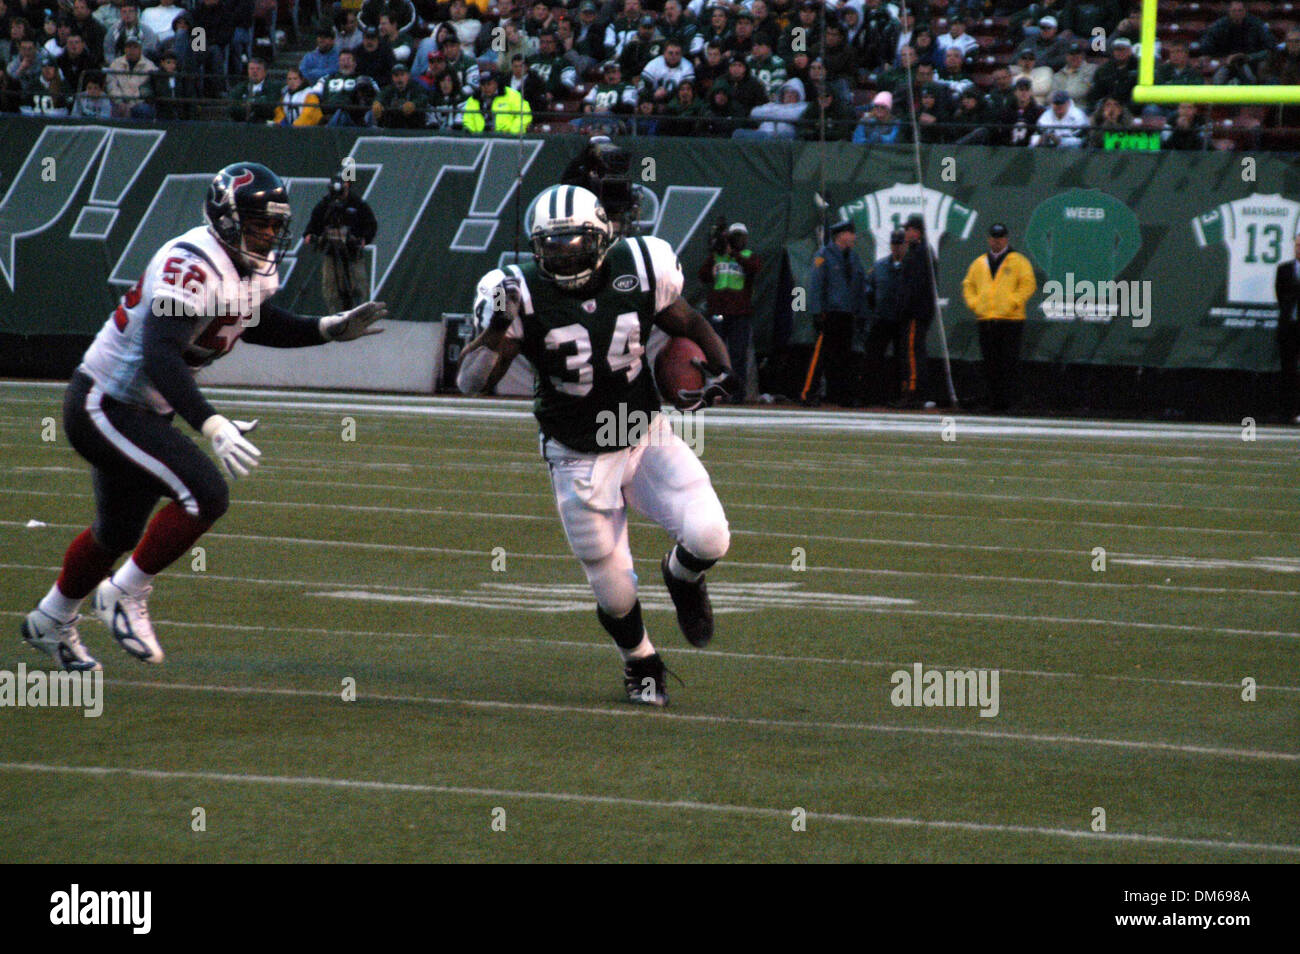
[141,311,218,433]
[241,301,327,348]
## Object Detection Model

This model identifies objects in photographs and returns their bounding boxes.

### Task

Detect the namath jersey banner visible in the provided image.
[837,183,978,261]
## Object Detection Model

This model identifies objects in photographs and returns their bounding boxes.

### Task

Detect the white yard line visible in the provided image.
[2,527,1297,638]
[5,380,1300,444]
[1,760,1294,855]
[10,677,1297,764]
[1,601,1294,694]
[3,497,1296,597]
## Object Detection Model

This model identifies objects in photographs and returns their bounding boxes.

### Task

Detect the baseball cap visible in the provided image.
[392,62,409,73]
[1113,37,1133,49]
[1039,15,1057,28]
[1018,48,1036,59]
[428,50,445,61]
[1050,89,1070,104]
[872,90,893,109]
[989,223,1009,237]
[1068,41,1085,53]
[639,14,655,27]
[580,1,597,10]
[363,26,379,38]
[728,222,748,235]
[829,218,855,236]
[601,59,619,71]
[889,229,906,244]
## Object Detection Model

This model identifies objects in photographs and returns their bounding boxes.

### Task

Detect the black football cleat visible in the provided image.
[623,653,669,707]
[661,554,715,647]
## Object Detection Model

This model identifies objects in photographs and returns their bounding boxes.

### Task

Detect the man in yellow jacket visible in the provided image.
[962,222,1037,412]
[461,68,532,135]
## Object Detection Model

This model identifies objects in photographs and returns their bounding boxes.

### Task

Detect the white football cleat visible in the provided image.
[21,609,102,672]
[93,580,164,664]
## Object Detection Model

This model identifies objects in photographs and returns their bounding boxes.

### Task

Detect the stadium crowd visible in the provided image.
[0,0,1298,145]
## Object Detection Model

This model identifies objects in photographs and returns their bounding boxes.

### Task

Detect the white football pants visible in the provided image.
[542,413,730,618]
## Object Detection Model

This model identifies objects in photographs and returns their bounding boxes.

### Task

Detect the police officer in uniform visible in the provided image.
[807,218,868,406]
[897,213,938,408]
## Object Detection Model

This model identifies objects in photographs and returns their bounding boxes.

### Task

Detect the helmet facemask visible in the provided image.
[532,224,610,290]
[236,205,292,277]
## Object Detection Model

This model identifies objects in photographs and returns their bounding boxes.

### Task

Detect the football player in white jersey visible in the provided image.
[21,162,387,671]
[459,184,735,707]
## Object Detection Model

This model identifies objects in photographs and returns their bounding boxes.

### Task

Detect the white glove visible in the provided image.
[319,301,388,341]
[202,415,261,479]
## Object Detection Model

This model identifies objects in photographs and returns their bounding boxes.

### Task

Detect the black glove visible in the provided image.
[678,359,738,411]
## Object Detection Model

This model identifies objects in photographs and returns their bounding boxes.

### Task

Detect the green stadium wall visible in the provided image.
[1,117,1296,379]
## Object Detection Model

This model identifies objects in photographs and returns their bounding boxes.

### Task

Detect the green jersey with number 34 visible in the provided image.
[499,235,684,452]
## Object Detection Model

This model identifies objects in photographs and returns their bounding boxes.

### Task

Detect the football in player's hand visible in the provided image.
[655,336,706,409]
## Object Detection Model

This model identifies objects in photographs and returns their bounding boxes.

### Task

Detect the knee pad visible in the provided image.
[682,510,730,563]
[581,554,638,619]
[558,497,620,563]
[91,515,145,557]
[194,479,230,524]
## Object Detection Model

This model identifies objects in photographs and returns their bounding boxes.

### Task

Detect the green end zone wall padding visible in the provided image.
[2,117,1298,373]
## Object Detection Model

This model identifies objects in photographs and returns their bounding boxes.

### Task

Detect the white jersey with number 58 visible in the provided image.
[79,226,279,416]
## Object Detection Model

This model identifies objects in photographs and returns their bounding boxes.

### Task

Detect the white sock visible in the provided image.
[38,584,82,622]
[111,557,155,596]
[618,631,656,662]
[668,548,703,583]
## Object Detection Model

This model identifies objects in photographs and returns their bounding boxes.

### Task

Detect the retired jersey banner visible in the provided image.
[785,142,1300,371]
[1,117,1297,373]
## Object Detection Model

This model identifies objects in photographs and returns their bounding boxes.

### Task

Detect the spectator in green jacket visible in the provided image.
[373,62,428,128]
[660,77,706,135]
[227,56,281,122]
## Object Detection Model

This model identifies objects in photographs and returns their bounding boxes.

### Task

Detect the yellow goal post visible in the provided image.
[1132,0,1300,103]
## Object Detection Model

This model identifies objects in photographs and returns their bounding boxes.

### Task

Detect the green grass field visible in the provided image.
[1,380,1297,863]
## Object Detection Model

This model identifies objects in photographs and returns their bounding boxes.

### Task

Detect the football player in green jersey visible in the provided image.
[458,185,736,707]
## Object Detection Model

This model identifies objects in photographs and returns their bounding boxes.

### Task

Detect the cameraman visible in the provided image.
[561,134,640,236]
[698,219,760,403]
[304,175,379,313]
